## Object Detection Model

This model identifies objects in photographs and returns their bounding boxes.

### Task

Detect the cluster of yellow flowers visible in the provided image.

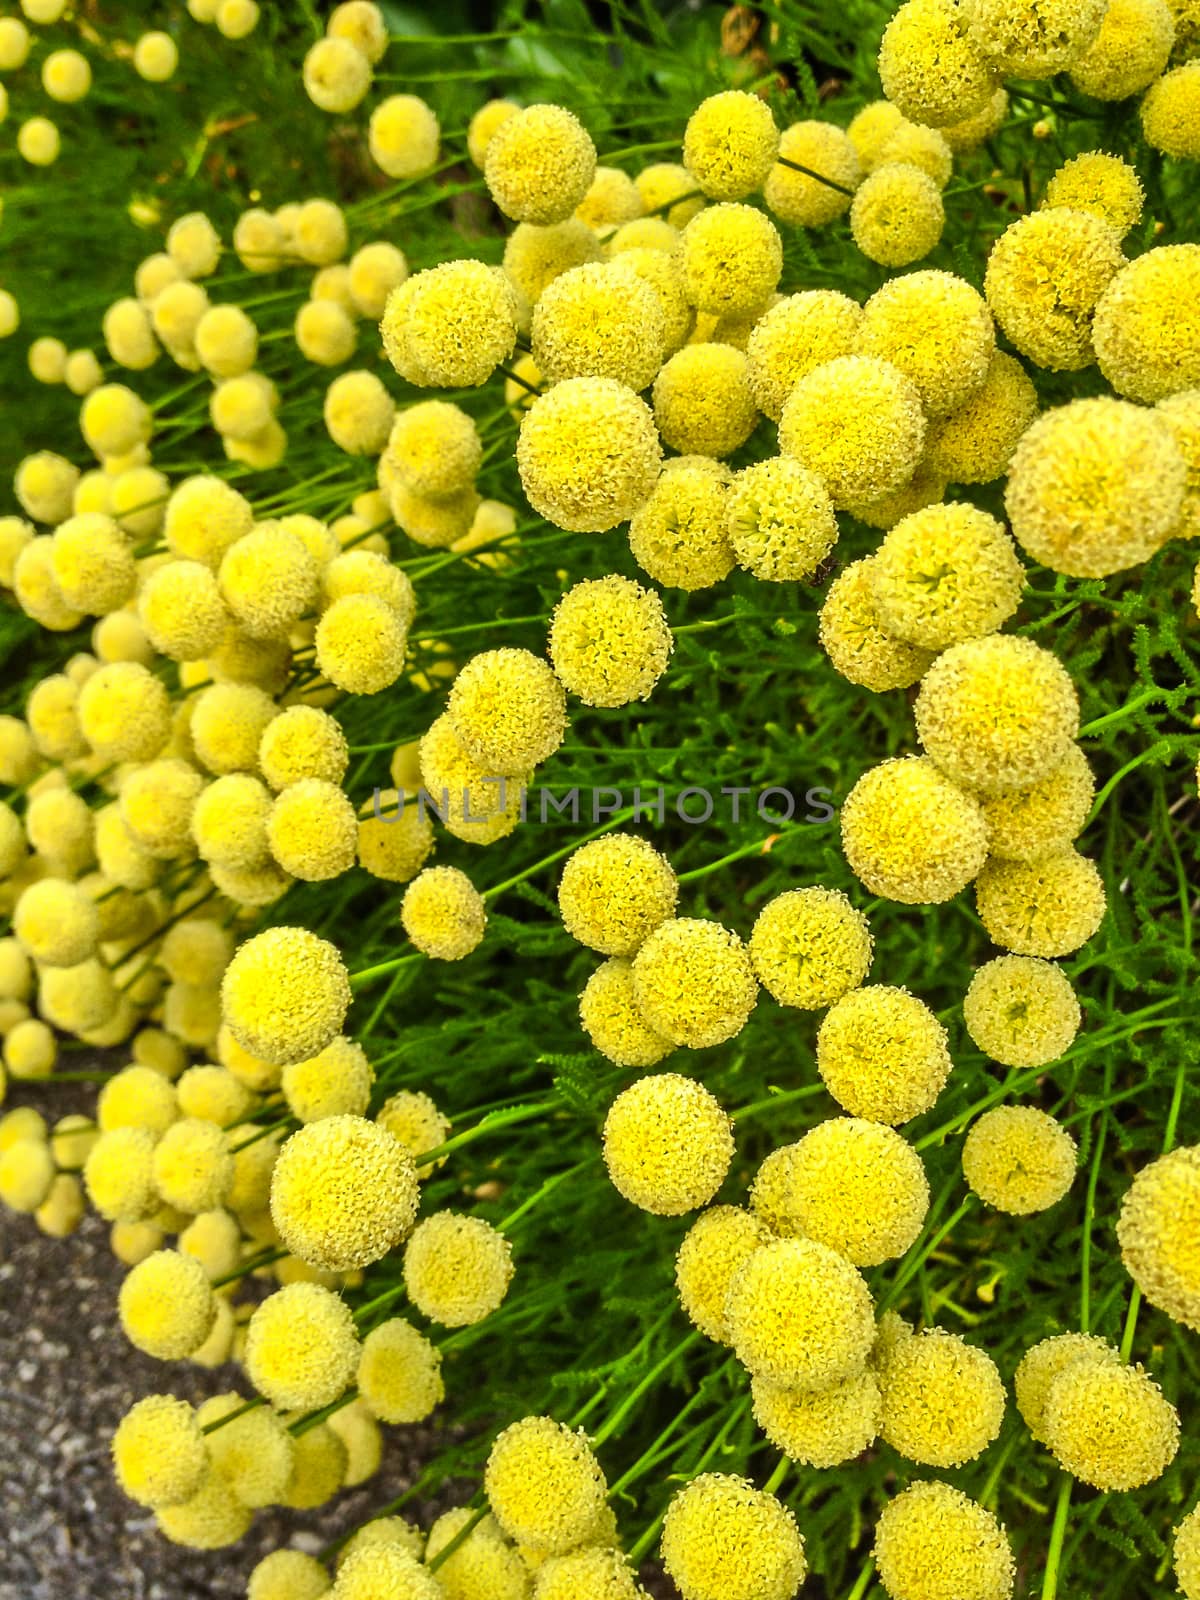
[2,0,1200,1594]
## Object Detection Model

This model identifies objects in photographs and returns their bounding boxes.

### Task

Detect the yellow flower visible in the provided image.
[962,1104,1078,1213]
[870,503,1023,650]
[682,90,780,200]
[817,983,952,1124]
[652,343,758,458]
[974,849,1107,956]
[1045,1356,1179,1489]
[752,1367,881,1468]
[963,955,1081,1066]
[1070,0,1175,98]
[727,1235,875,1388]
[780,355,925,507]
[532,261,666,390]
[878,0,996,127]
[874,1481,1014,1600]
[486,1416,608,1555]
[1142,61,1200,157]
[984,208,1125,371]
[841,755,989,905]
[679,203,782,315]
[818,557,935,692]
[118,1249,216,1359]
[270,1114,419,1271]
[578,957,673,1068]
[749,887,872,1008]
[383,260,518,388]
[221,926,351,1067]
[914,634,1079,794]
[1117,1144,1200,1329]
[557,832,677,953]
[111,1395,208,1510]
[631,917,758,1050]
[675,1205,771,1344]
[485,103,597,224]
[1093,244,1200,401]
[447,646,567,771]
[661,1474,806,1600]
[603,1072,734,1214]
[518,376,661,533]
[763,121,860,226]
[404,1212,514,1326]
[924,350,1038,485]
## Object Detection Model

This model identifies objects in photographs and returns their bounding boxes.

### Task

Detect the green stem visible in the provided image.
[1041,1476,1074,1600]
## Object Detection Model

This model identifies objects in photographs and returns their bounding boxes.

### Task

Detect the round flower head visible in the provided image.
[290,199,347,267]
[727,1236,875,1389]
[323,371,395,457]
[631,917,758,1050]
[375,1091,449,1181]
[603,1072,734,1215]
[103,299,160,371]
[164,476,253,569]
[557,833,678,955]
[304,36,371,113]
[857,271,993,418]
[296,298,358,365]
[878,1328,1005,1466]
[338,1516,425,1570]
[386,401,481,498]
[211,373,275,441]
[630,163,703,229]
[357,789,433,884]
[112,1396,208,1510]
[1045,1356,1179,1489]
[118,1249,216,1359]
[336,1544,438,1600]
[484,103,596,224]
[167,212,221,280]
[746,291,861,422]
[1176,1506,1200,1600]
[850,163,945,267]
[963,955,1081,1066]
[874,1481,1014,1600]
[984,209,1125,372]
[19,117,61,167]
[579,957,673,1068]
[418,714,526,846]
[675,1205,771,1344]
[267,779,358,881]
[14,878,99,968]
[152,1118,232,1213]
[400,865,487,961]
[197,1394,294,1509]
[518,376,661,532]
[660,1473,805,1600]
[1093,245,1200,402]
[841,755,988,905]
[1070,0,1174,98]
[271,1115,419,1271]
[446,647,566,771]
[682,90,780,200]
[0,16,29,68]
[535,1546,646,1600]
[59,548,137,642]
[404,1212,514,1326]
[679,204,782,316]
[1006,396,1185,576]
[627,456,733,591]
[383,260,518,388]
[975,849,1107,956]
[549,576,673,707]
[132,30,178,81]
[190,771,271,868]
[878,122,954,186]
[138,561,229,662]
[0,1138,54,1213]
[1143,61,1200,158]
[1014,1333,1119,1443]
[316,594,409,696]
[425,1509,528,1598]
[156,1472,253,1549]
[962,1105,1077,1213]
[282,1035,372,1124]
[485,1416,607,1554]
[323,550,415,623]
[347,241,408,321]
[779,355,925,508]
[879,0,996,126]
[1043,151,1144,237]
[84,1126,160,1222]
[817,984,952,1125]
[965,0,1105,75]
[244,1282,358,1410]
[915,635,1079,795]
[15,456,80,533]
[749,887,872,1009]
[754,1119,929,1266]
[97,1064,179,1135]
[753,1365,881,1468]
[651,344,757,459]
[42,48,92,103]
[819,558,935,692]
[1117,1145,1200,1329]
[871,504,1023,651]
[726,456,838,582]
[356,1317,444,1424]
[575,163,643,231]
[468,97,519,168]
[221,926,351,1067]
[763,120,860,227]
[504,218,604,308]
[195,304,258,380]
[78,661,171,763]
[532,261,666,391]
[924,350,1039,485]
